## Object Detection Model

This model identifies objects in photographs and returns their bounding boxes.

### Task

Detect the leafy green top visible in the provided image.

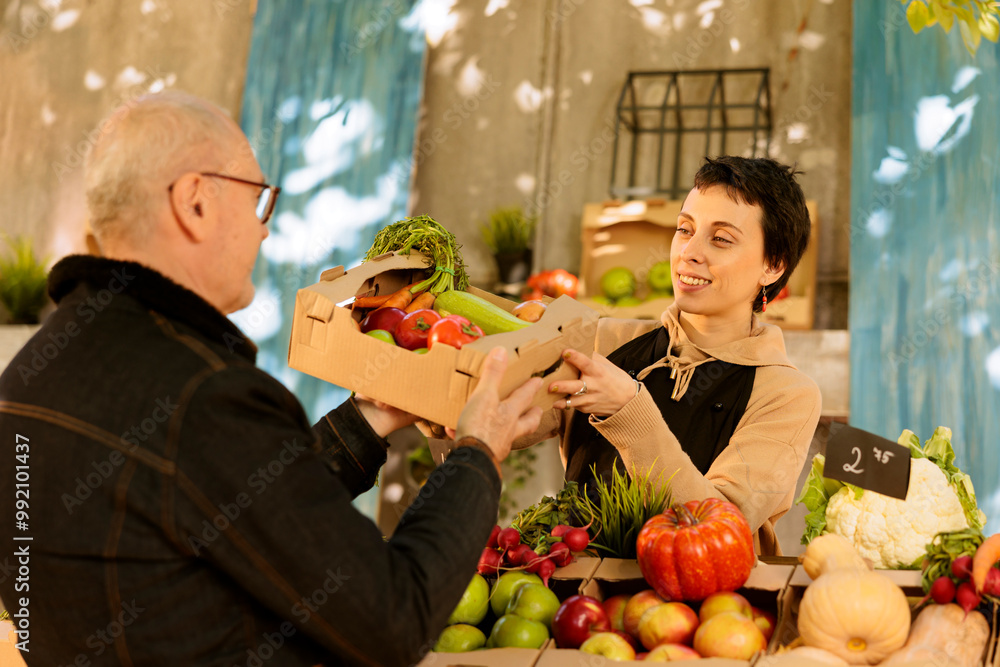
[364,215,470,295]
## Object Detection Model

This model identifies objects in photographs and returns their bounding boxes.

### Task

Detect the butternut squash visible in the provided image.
[878,603,990,666]
[801,534,872,580]
[797,568,911,664]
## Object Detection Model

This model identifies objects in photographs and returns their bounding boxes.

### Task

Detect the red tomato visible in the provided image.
[427,315,484,350]
[636,498,755,601]
[394,309,441,350]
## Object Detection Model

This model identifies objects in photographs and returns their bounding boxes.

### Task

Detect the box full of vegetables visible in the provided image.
[764,533,997,666]
[288,216,599,429]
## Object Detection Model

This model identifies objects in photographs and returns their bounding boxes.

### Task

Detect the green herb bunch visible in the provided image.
[364,215,470,294]
[481,207,536,255]
[584,464,674,559]
[0,236,49,324]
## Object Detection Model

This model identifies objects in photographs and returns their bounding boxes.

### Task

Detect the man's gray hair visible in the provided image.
[85,91,242,243]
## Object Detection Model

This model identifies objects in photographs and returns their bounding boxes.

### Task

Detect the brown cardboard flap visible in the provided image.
[582,200,681,229]
[591,557,643,581]
[416,646,542,667]
[536,647,749,666]
[299,289,337,324]
[308,251,432,304]
[319,265,345,282]
[551,556,601,584]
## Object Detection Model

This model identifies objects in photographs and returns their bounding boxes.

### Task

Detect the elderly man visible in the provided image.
[0,91,542,666]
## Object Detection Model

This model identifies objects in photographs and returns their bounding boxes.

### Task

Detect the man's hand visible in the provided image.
[354,394,420,438]
[456,347,543,463]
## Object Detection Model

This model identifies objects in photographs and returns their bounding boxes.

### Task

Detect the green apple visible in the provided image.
[615,296,643,307]
[490,571,542,617]
[489,614,549,649]
[647,261,672,292]
[364,329,396,345]
[505,582,560,628]
[600,267,636,300]
[447,574,489,625]
[433,624,486,652]
[579,631,636,661]
[646,290,673,301]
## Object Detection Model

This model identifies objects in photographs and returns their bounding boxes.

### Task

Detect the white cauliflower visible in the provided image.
[824,458,969,569]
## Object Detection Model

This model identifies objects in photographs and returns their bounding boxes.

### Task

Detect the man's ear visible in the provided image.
[168,173,211,243]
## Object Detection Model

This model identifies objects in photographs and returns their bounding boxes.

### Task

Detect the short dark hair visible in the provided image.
[692,156,811,313]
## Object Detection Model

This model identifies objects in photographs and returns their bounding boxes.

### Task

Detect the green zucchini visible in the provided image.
[434,290,531,335]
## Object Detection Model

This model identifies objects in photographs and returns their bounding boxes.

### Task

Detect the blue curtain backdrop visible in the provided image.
[852,7,1000,527]
[235,1,426,517]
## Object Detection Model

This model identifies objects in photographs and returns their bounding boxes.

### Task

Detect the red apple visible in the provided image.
[645,643,702,661]
[602,594,631,633]
[613,629,639,650]
[693,610,767,660]
[579,631,636,661]
[622,589,665,639]
[638,602,699,650]
[697,590,753,623]
[359,307,406,335]
[552,595,611,649]
[752,606,777,643]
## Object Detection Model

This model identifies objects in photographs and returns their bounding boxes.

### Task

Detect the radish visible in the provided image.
[511,543,535,566]
[486,525,501,550]
[929,575,956,604]
[498,527,521,551]
[549,541,573,567]
[550,525,571,538]
[524,550,545,574]
[984,567,1000,596]
[477,547,502,576]
[952,555,973,581]
[563,527,590,552]
[537,557,556,587]
[956,581,981,615]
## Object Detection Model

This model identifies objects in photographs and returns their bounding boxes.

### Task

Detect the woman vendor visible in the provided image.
[527,156,822,556]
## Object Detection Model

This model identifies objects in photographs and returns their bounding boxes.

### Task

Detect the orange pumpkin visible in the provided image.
[636,498,755,601]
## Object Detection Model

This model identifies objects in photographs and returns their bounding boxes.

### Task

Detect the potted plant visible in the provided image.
[481,206,536,285]
[0,236,50,325]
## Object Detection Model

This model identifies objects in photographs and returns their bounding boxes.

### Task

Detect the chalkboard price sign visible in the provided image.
[823,423,911,500]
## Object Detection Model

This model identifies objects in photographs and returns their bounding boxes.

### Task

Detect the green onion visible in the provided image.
[584,464,674,559]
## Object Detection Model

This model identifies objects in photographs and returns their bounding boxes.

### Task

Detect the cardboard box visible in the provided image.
[532,558,794,666]
[763,567,998,667]
[416,647,541,667]
[289,252,599,429]
[576,198,820,329]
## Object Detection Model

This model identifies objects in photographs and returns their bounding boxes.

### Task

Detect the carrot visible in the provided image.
[380,282,420,310]
[405,291,436,313]
[351,293,391,310]
[972,533,1000,593]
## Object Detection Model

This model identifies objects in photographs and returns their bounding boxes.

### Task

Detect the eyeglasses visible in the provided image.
[168,172,281,225]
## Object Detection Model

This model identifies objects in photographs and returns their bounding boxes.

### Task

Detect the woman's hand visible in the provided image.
[548,349,637,417]
[354,394,420,438]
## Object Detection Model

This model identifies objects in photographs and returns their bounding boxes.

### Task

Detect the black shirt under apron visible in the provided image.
[564,326,757,499]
